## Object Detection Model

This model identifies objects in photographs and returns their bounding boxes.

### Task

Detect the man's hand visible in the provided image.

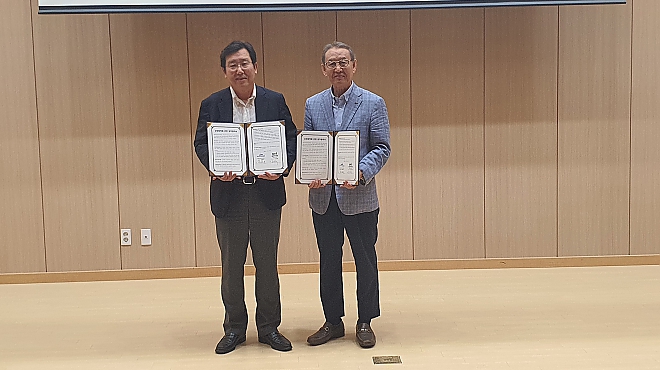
[340,181,357,189]
[258,172,281,181]
[308,179,326,189]
[211,171,237,182]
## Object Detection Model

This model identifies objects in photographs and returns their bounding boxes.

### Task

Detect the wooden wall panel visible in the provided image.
[5,2,659,276]
[262,12,336,264]
[0,0,45,273]
[558,3,632,256]
[187,13,264,267]
[338,10,413,261]
[631,0,660,255]
[484,6,558,258]
[33,12,121,272]
[111,14,195,269]
[411,8,485,260]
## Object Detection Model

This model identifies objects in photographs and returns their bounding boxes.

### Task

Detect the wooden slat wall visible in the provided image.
[110,14,195,269]
[4,2,660,275]
[262,12,336,264]
[0,0,45,273]
[558,3,632,256]
[411,8,486,259]
[32,10,121,272]
[630,0,660,255]
[484,6,558,258]
[338,10,413,261]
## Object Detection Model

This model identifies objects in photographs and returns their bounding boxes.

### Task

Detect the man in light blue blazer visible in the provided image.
[305,41,391,349]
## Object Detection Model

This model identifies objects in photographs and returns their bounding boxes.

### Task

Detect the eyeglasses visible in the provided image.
[324,59,353,69]
[226,61,253,72]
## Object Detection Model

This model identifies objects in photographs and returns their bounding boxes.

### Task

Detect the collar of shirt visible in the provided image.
[230,84,256,124]
[230,84,257,107]
[331,81,354,108]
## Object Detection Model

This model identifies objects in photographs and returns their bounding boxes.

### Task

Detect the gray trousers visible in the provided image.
[214,185,282,337]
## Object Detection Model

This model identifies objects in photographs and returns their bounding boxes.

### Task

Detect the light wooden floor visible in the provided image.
[1,265,659,369]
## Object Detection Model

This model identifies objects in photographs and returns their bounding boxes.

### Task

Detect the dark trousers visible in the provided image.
[215,185,282,337]
[312,189,380,324]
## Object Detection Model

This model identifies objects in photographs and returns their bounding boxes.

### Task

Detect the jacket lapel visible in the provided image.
[216,88,233,122]
[255,85,268,122]
[340,85,362,130]
[322,89,335,131]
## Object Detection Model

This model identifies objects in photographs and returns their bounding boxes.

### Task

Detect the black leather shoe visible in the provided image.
[215,332,246,354]
[356,323,376,348]
[258,330,292,352]
[307,321,345,346]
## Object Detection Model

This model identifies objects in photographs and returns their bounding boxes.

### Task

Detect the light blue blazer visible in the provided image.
[304,84,391,216]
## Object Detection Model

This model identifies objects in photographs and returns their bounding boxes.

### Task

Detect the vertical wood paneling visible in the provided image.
[187,13,264,267]
[33,12,120,272]
[485,6,558,258]
[411,8,485,260]
[4,2,659,275]
[262,12,336,264]
[558,3,632,256]
[111,14,195,269]
[631,0,660,255]
[337,10,413,261]
[0,0,45,273]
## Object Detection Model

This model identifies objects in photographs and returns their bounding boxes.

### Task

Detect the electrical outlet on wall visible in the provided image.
[141,229,152,246]
[120,229,132,246]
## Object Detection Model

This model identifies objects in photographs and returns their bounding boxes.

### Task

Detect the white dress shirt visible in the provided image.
[230,85,256,124]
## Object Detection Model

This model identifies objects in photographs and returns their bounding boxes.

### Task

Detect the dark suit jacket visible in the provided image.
[194,86,297,218]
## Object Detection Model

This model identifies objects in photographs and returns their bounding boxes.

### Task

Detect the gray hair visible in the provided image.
[322,41,356,63]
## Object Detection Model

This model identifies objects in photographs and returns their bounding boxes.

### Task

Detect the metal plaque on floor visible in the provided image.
[373,356,402,364]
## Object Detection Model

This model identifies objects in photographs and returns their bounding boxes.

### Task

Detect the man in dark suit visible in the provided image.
[193,40,297,354]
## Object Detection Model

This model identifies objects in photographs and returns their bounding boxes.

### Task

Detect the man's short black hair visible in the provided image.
[220,41,257,70]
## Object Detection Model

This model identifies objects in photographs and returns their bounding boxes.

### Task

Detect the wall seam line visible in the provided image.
[29,0,48,273]
[628,0,634,256]
[184,13,199,267]
[482,8,487,259]
[107,14,123,270]
[556,5,560,258]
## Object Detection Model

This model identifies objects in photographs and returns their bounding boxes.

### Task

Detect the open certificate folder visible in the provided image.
[295,130,360,185]
[207,121,288,176]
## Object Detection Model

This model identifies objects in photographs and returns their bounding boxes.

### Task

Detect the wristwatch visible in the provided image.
[359,172,366,186]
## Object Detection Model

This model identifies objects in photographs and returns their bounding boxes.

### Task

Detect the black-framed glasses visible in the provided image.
[324,59,353,69]
[227,61,253,72]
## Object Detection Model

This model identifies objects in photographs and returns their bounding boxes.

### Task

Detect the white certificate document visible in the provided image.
[295,131,333,184]
[333,131,359,185]
[296,130,359,185]
[207,122,247,176]
[247,121,288,175]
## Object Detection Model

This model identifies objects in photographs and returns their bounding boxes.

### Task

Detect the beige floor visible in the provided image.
[1,265,659,370]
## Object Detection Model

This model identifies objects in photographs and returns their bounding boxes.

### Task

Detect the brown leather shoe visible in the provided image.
[356,323,376,348]
[307,321,345,346]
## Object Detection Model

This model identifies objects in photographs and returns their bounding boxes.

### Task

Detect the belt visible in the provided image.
[243,176,256,185]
